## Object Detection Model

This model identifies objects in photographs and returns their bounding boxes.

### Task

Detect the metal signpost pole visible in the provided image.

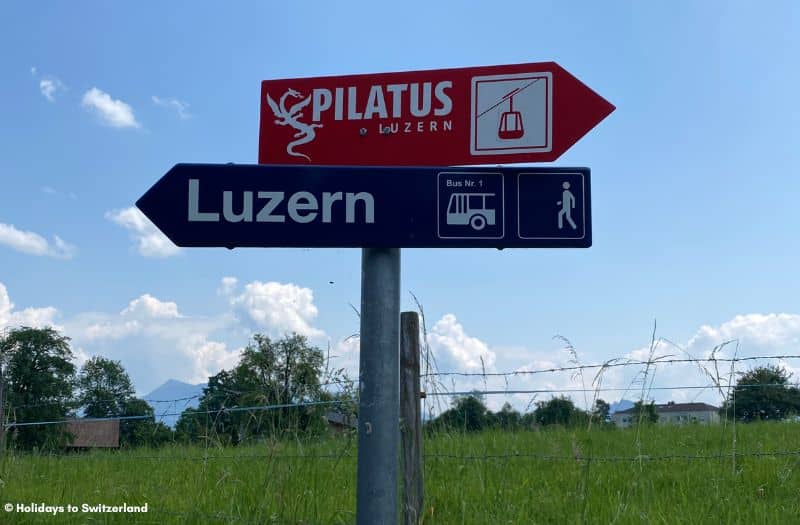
[356,247,401,525]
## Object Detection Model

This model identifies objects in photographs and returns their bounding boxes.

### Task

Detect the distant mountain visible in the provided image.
[609,399,635,415]
[143,379,206,428]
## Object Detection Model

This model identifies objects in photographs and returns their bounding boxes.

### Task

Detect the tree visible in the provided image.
[77,356,135,418]
[0,327,76,450]
[534,396,586,427]
[174,407,204,443]
[194,333,328,444]
[429,394,489,432]
[192,368,240,444]
[0,329,10,450]
[520,411,538,429]
[591,399,611,423]
[721,365,800,422]
[119,398,173,447]
[630,400,658,425]
[492,402,521,430]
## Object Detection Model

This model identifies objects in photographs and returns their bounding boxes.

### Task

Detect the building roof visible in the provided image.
[614,402,718,416]
[324,411,357,428]
[66,419,120,448]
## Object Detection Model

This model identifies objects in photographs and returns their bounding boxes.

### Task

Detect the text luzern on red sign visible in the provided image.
[258,62,614,166]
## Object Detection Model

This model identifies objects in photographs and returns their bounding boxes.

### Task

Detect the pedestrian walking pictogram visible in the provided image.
[517,172,587,241]
[557,181,577,230]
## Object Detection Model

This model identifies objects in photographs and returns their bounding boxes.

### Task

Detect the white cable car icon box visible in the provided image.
[470,72,553,156]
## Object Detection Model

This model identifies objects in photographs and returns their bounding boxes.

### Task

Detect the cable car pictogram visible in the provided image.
[497,88,524,140]
[476,78,541,141]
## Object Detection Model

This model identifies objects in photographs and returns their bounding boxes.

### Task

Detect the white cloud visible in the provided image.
[637,314,800,400]
[218,276,238,296]
[0,222,76,259]
[40,79,57,101]
[427,314,496,372]
[1,280,328,394]
[72,346,92,370]
[39,78,65,102]
[0,285,240,392]
[30,68,66,101]
[177,335,241,385]
[105,207,180,258]
[688,314,800,351]
[53,236,74,257]
[152,95,191,119]
[2,282,341,393]
[81,87,140,128]
[122,294,181,319]
[83,319,141,341]
[0,282,60,331]
[67,293,241,391]
[224,280,325,338]
[328,335,361,379]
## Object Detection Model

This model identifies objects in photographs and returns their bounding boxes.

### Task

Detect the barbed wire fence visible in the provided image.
[3,353,800,440]
[2,323,800,522]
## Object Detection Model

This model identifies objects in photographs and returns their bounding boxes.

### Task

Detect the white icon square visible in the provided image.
[437,172,504,240]
[516,172,586,240]
[470,72,553,155]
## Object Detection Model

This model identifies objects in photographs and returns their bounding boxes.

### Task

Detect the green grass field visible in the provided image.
[1,422,799,524]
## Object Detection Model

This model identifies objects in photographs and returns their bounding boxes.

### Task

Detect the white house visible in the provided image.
[612,402,720,428]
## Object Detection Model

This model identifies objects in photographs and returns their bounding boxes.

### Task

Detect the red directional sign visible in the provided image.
[258,62,614,166]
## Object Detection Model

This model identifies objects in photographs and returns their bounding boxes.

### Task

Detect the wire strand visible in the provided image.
[422,354,800,378]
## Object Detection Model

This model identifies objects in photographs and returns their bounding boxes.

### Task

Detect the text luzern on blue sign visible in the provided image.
[136,164,591,248]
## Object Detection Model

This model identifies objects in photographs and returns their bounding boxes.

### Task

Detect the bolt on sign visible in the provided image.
[258,61,614,166]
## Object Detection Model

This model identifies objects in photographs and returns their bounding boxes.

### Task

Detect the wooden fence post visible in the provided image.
[400,311,423,525]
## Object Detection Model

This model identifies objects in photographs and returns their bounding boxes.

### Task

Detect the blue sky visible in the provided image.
[1,1,799,409]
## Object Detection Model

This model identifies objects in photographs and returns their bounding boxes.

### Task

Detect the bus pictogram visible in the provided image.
[445,192,496,231]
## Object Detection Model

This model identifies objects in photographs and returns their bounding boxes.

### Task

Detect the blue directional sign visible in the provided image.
[136,164,591,248]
